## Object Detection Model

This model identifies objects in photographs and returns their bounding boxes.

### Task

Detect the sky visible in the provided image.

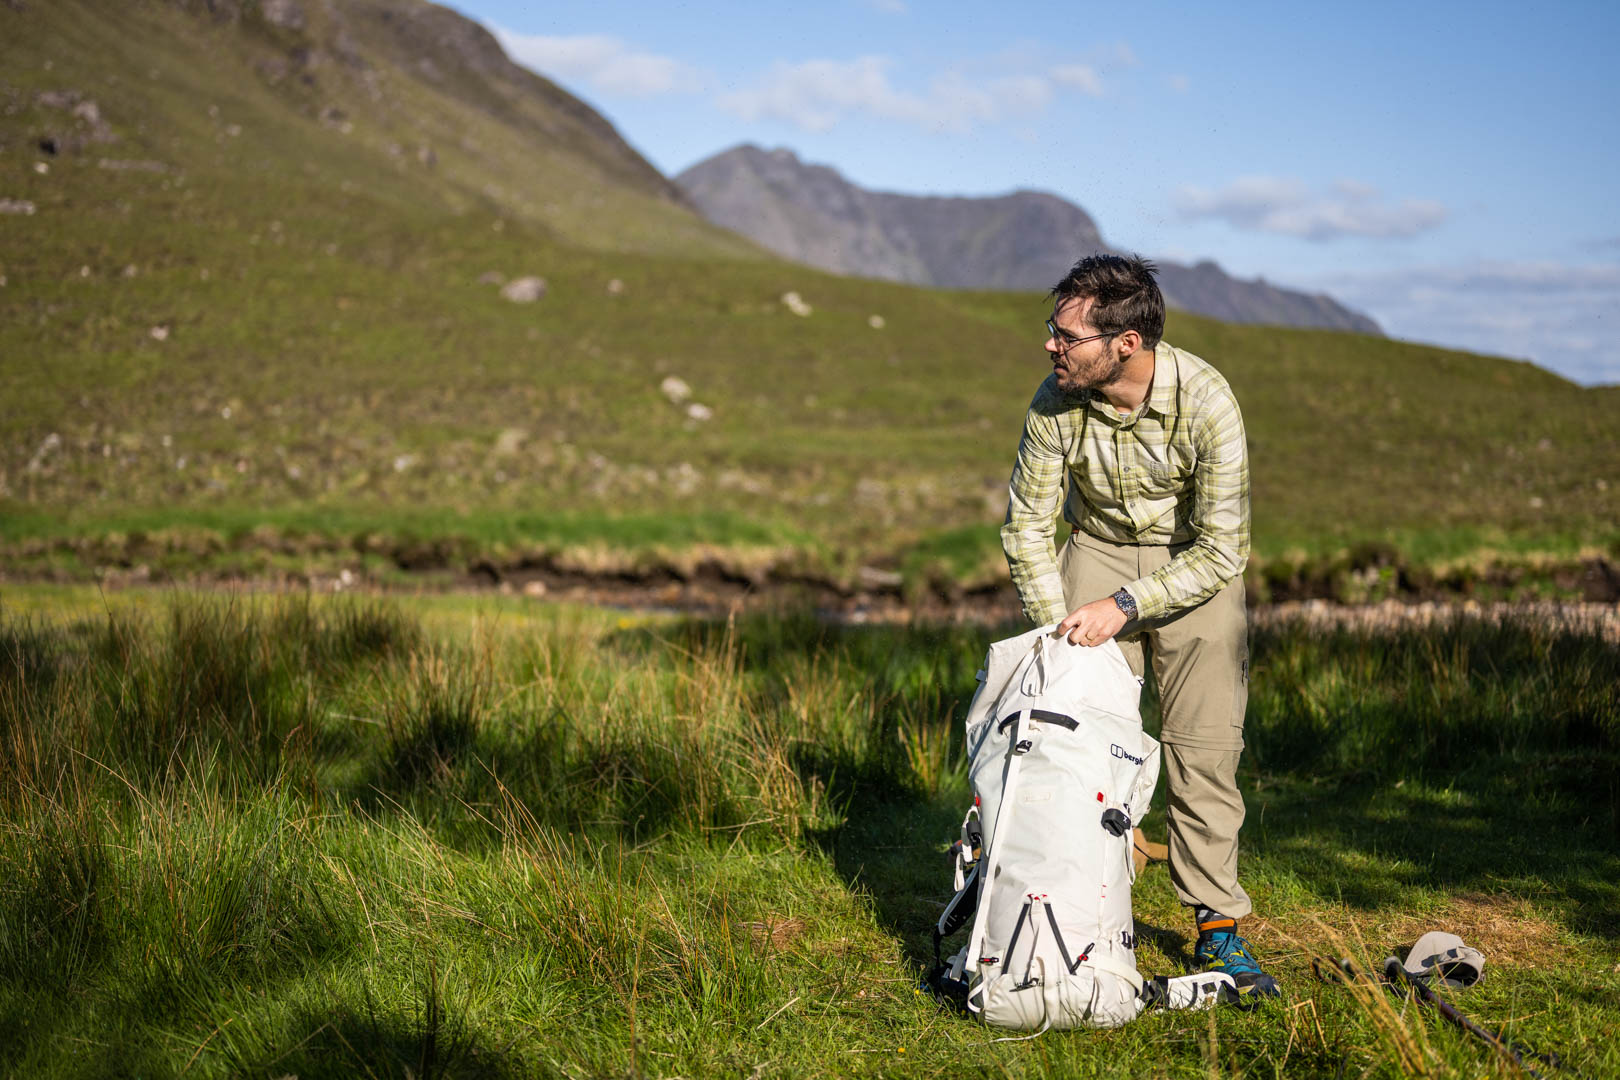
[450,0,1619,385]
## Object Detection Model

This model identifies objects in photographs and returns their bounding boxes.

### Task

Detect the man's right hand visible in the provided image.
[1055,596,1128,646]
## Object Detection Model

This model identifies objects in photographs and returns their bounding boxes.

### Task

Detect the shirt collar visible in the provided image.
[1143,341,1180,418]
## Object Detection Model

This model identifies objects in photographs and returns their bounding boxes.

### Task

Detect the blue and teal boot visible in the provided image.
[1191,913,1280,998]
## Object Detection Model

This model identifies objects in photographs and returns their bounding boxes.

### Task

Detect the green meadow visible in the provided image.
[2,588,1616,1078]
[2,1,1618,601]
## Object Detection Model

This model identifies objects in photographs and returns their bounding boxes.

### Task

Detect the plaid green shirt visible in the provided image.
[1001,341,1251,625]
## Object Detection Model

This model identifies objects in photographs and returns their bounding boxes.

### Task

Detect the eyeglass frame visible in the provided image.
[1045,318,1119,352]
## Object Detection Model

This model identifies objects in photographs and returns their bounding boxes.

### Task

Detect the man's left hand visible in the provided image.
[1056,597,1128,647]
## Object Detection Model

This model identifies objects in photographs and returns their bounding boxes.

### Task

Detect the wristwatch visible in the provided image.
[1112,587,1138,621]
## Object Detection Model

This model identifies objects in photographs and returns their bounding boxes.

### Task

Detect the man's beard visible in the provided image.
[1055,353,1125,393]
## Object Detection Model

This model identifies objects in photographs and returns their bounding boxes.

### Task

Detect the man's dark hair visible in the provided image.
[1050,253,1165,350]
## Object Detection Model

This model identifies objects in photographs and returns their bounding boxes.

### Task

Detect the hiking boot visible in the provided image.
[1192,930,1280,998]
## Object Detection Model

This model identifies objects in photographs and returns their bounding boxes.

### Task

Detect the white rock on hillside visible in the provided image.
[500,276,547,302]
[260,0,306,30]
[26,433,61,473]
[492,427,527,456]
[781,291,812,317]
[97,159,170,173]
[660,376,691,404]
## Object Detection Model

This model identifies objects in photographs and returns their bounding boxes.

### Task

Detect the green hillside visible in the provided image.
[2,0,1616,601]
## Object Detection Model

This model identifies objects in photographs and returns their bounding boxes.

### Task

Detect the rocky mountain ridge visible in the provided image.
[678,144,1381,334]
[0,0,752,259]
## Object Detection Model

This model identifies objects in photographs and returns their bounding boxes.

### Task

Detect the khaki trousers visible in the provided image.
[1059,528,1252,919]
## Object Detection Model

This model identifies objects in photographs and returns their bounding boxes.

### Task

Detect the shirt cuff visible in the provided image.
[1018,567,1067,626]
[1123,578,1169,621]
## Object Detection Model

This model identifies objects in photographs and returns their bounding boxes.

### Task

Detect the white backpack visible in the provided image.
[934,624,1162,1031]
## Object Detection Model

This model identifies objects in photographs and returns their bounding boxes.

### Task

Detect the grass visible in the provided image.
[1,585,1615,1077]
[2,1,1618,601]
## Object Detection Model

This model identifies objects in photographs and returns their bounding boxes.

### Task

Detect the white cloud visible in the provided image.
[1051,64,1103,96]
[717,56,902,132]
[1167,73,1190,93]
[716,55,1103,134]
[492,29,701,98]
[1174,176,1448,241]
[1311,261,1620,385]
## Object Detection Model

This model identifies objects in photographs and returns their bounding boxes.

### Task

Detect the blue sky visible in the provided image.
[451,0,1619,385]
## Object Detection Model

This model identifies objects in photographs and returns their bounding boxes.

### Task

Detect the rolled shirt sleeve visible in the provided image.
[1001,390,1070,626]
[1124,394,1250,620]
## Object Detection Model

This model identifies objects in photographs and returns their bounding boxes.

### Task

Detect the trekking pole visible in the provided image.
[1380,957,1563,1078]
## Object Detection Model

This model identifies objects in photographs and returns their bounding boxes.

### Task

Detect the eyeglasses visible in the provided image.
[1046,319,1117,351]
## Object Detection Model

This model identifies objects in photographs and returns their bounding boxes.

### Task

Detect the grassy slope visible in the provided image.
[1,588,1615,1077]
[1,1,1616,597]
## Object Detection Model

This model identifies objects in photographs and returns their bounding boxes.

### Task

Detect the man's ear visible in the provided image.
[1118,328,1143,356]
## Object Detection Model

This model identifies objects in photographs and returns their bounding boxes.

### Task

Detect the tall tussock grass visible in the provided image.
[383,652,489,790]
[1,592,1615,1076]
[0,788,108,992]
[1248,615,1619,778]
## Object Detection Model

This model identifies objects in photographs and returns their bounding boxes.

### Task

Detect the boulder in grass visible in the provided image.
[35,92,118,151]
[660,376,691,404]
[500,276,547,303]
[492,427,527,456]
[260,0,305,30]
[781,290,812,317]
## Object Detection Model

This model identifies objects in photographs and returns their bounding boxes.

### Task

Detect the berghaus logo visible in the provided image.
[1110,744,1145,765]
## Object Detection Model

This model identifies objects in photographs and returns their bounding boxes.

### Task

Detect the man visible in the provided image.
[1000,253,1277,997]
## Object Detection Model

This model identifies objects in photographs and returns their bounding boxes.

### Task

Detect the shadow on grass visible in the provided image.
[1245,756,1620,935]
[1,969,526,1080]
[243,993,525,1080]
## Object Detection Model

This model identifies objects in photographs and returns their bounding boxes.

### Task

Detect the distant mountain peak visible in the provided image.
[678,144,1381,334]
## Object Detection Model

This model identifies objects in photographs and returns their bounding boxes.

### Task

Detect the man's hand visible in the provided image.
[1056,596,1128,646]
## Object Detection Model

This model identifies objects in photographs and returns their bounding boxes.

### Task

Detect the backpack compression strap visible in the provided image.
[963,708,1031,1013]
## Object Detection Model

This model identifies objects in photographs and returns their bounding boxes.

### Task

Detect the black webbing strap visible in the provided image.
[1043,902,1094,975]
[999,709,1076,734]
[999,900,1032,967]
[1029,709,1077,730]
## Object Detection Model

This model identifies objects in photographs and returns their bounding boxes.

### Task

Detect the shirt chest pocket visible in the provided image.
[1140,450,1195,492]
